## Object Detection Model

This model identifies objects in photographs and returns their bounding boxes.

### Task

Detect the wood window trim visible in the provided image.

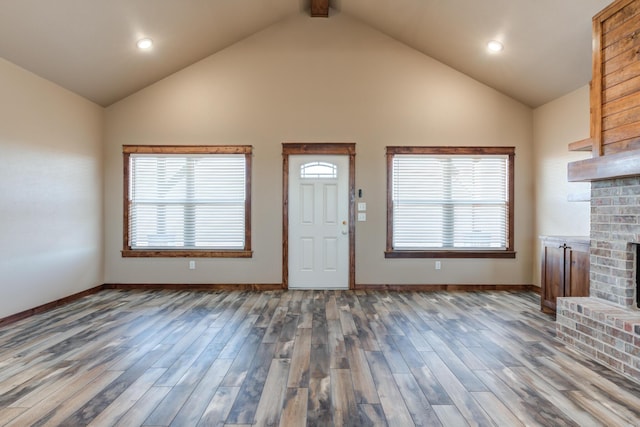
[122,145,252,258]
[385,146,515,259]
[282,143,356,289]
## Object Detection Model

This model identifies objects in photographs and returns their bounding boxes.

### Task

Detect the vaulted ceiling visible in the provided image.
[0,0,612,108]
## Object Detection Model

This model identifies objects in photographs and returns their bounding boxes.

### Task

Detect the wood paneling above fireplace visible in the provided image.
[568,0,640,181]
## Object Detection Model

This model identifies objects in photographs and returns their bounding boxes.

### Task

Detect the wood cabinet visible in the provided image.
[540,236,590,313]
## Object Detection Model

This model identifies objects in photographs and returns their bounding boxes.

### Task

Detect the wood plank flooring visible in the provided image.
[0,289,639,426]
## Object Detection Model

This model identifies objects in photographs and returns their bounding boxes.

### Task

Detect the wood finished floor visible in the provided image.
[0,290,639,426]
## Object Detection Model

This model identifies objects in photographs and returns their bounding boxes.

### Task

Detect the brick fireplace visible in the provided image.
[556,177,640,383]
[557,0,640,384]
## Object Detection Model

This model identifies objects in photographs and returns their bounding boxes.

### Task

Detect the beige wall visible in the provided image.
[0,58,104,318]
[532,85,591,286]
[105,12,534,286]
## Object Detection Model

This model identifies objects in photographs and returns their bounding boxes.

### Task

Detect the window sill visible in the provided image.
[385,250,516,259]
[122,250,253,258]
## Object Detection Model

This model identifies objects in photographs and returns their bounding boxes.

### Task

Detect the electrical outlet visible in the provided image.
[358,212,366,221]
[358,202,367,211]
[435,261,441,270]
[189,260,196,270]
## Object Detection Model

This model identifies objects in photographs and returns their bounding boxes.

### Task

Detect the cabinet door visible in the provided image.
[565,247,590,297]
[541,245,565,312]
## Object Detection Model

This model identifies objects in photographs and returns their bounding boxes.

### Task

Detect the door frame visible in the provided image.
[282,143,356,290]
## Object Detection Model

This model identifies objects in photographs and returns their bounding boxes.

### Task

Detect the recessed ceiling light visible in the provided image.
[136,38,153,50]
[487,40,504,53]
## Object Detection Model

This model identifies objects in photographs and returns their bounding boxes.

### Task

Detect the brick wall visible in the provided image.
[589,177,640,308]
[556,176,640,384]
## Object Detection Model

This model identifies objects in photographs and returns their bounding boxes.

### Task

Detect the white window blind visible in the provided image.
[392,154,508,250]
[129,154,246,249]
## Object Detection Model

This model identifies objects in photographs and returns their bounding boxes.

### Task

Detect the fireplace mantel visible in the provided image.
[567,148,640,182]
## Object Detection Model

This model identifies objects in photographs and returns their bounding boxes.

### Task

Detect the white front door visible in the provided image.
[288,155,349,289]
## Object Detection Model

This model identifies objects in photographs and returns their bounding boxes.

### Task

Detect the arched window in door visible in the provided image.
[300,161,337,179]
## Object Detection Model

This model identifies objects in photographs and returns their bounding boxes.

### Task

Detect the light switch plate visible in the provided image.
[358,212,366,221]
[358,202,367,211]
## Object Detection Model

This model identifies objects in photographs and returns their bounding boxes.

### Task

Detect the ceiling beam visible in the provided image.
[310,0,329,17]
